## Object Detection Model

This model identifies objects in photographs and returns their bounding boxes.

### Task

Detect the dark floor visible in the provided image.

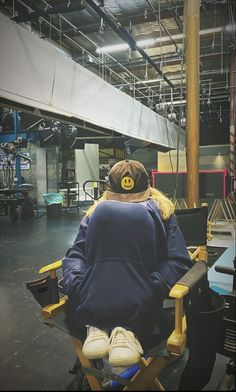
[0,209,233,391]
[0,209,85,391]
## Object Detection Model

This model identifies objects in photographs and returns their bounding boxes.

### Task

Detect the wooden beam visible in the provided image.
[185,0,200,207]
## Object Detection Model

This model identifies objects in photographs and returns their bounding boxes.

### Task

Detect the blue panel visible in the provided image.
[0,131,38,143]
[0,133,16,143]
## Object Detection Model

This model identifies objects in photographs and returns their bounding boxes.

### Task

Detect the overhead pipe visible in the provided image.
[136,95,229,104]
[15,0,163,108]
[12,1,85,23]
[15,0,169,109]
[89,50,230,73]
[13,0,229,118]
[145,0,182,55]
[41,21,226,45]
[22,0,232,55]
[85,0,175,90]
[165,0,183,33]
[185,0,200,208]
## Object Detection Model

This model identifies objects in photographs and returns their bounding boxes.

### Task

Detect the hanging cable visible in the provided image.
[156,0,175,187]
[221,29,224,74]
[99,17,104,34]
[146,0,182,56]
[49,14,52,40]
[12,0,15,18]
[59,14,62,48]
[173,27,186,201]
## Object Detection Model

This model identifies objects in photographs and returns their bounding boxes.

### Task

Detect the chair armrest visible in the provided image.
[170,260,207,298]
[42,295,68,319]
[169,284,189,299]
[38,260,62,274]
[38,260,62,280]
[167,261,208,356]
[168,260,208,313]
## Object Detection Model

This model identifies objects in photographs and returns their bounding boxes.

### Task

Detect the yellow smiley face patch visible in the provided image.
[121,176,135,191]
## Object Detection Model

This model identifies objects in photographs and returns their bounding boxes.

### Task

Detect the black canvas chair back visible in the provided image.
[175,206,208,247]
[26,276,59,307]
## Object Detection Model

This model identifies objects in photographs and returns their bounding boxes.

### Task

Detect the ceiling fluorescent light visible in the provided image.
[135,78,160,85]
[96,38,156,54]
[96,43,129,54]
[136,38,156,48]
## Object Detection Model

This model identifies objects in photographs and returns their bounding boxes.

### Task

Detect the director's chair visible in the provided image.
[26,206,224,391]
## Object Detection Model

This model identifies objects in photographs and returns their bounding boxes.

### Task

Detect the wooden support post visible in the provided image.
[185,0,200,208]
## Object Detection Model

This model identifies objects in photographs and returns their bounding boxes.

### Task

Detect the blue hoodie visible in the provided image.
[62,199,191,334]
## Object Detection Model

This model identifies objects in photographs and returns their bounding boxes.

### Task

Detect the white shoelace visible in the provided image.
[86,326,108,343]
[109,327,143,354]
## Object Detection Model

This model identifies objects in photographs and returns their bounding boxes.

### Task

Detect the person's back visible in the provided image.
[78,199,161,333]
[86,199,157,269]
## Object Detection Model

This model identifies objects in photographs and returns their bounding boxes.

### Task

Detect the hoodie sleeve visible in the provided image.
[62,216,89,298]
[150,213,192,298]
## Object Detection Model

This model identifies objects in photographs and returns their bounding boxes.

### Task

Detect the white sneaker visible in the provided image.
[108,327,143,367]
[82,326,109,359]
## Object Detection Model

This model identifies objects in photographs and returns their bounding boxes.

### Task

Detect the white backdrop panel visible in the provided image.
[0,13,186,150]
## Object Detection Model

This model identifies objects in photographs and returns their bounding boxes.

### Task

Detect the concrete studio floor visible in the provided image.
[0,208,234,391]
[0,209,85,391]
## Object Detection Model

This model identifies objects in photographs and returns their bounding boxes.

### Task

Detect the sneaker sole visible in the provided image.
[109,354,141,367]
[82,349,108,360]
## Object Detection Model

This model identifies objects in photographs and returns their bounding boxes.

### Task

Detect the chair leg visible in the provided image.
[71,336,103,391]
[69,357,81,375]
[137,358,165,391]
[124,355,177,391]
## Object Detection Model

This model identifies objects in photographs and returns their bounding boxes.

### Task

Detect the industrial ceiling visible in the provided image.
[0,0,235,149]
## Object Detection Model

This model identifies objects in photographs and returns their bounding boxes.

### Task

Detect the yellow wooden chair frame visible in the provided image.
[36,258,207,391]
[28,205,209,390]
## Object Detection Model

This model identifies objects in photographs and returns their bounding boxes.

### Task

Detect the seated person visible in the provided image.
[62,160,192,367]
